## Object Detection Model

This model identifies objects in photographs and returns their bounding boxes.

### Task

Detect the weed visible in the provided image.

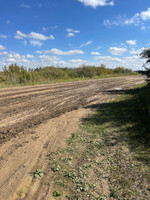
[53,190,62,197]
[54,178,66,187]
[33,169,44,179]
[51,164,61,172]
[16,189,24,199]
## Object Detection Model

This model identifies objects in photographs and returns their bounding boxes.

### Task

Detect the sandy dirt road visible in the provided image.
[0,75,145,199]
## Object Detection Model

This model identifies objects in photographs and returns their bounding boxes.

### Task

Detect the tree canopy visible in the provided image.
[140,48,150,78]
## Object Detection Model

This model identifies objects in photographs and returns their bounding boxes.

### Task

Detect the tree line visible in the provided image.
[0,64,134,85]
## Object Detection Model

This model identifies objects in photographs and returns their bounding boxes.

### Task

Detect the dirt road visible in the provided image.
[0,75,145,144]
[0,75,145,199]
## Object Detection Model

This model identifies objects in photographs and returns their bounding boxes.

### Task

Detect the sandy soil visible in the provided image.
[0,75,145,199]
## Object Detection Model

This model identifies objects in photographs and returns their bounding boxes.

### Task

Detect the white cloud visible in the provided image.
[66,28,80,34]
[35,48,84,56]
[49,35,55,40]
[7,58,16,63]
[66,28,80,37]
[141,26,146,31]
[30,40,43,47]
[21,58,30,63]
[28,32,54,40]
[42,25,58,32]
[77,0,114,8]
[1,51,31,66]
[129,48,138,55]
[0,49,145,70]
[35,50,42,54]
[104,17,125,27]
[69,59,87,66]
[59,61,67,65]
[104,15,140,27]
[86,41,93,45]
[39,55,60,62]
[44,48,84,55]
[42,27,47,31]
[69,59,86,63]
[38,55,68,67]
[91,51,101,55]
[0,51,8,56]
[2,51,8,55]
[129,48,144,55]
[14,31,54,48]
[80,40,93,47]
[124,13,141,25]
[15,31,55,41]
[20,3,31,8]
[0,51,34,67]
[8,53,21,59]
[26,54,34,59]
[94,55,145,70]
[109,47,127,55]
[104,8,150,28]
[50,25,59,30]
[95,55,123,62]
[120,43,124,46]
[0,45,6,50]
[141,8,150,21]
[15,31,27,39]
[0,35,8,39]
[67,33,75,37]
[66,28,72,32]
[126,40,136,45]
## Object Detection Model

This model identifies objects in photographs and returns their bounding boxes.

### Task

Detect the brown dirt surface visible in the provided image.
[0,75,145,199]
[0,75,145,144]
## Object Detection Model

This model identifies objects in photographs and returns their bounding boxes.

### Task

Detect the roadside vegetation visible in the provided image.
[44,83,150,199]
[0,64,137,87]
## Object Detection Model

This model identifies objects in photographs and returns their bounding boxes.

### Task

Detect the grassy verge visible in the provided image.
[0,72,138,88]
[45,84,150,199]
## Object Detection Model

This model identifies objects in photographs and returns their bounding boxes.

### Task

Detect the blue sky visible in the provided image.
[0,0,150,70]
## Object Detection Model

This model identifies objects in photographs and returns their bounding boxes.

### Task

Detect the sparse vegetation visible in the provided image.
[0,63,137,87]
[46,84,150,199]
[34,169,44,179]
[53,190,62,198]
[16,189,24,199]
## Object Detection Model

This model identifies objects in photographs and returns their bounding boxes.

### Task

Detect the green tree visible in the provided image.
[114,67,125,74]
[19,67,32,84]
[140,48,150,78]
[3,64,21,84]
[96,64,107,76]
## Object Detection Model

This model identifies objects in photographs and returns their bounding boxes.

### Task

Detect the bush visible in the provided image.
[0,64,134,85]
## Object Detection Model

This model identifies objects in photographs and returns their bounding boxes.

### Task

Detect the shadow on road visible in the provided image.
[83,85,150,166]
